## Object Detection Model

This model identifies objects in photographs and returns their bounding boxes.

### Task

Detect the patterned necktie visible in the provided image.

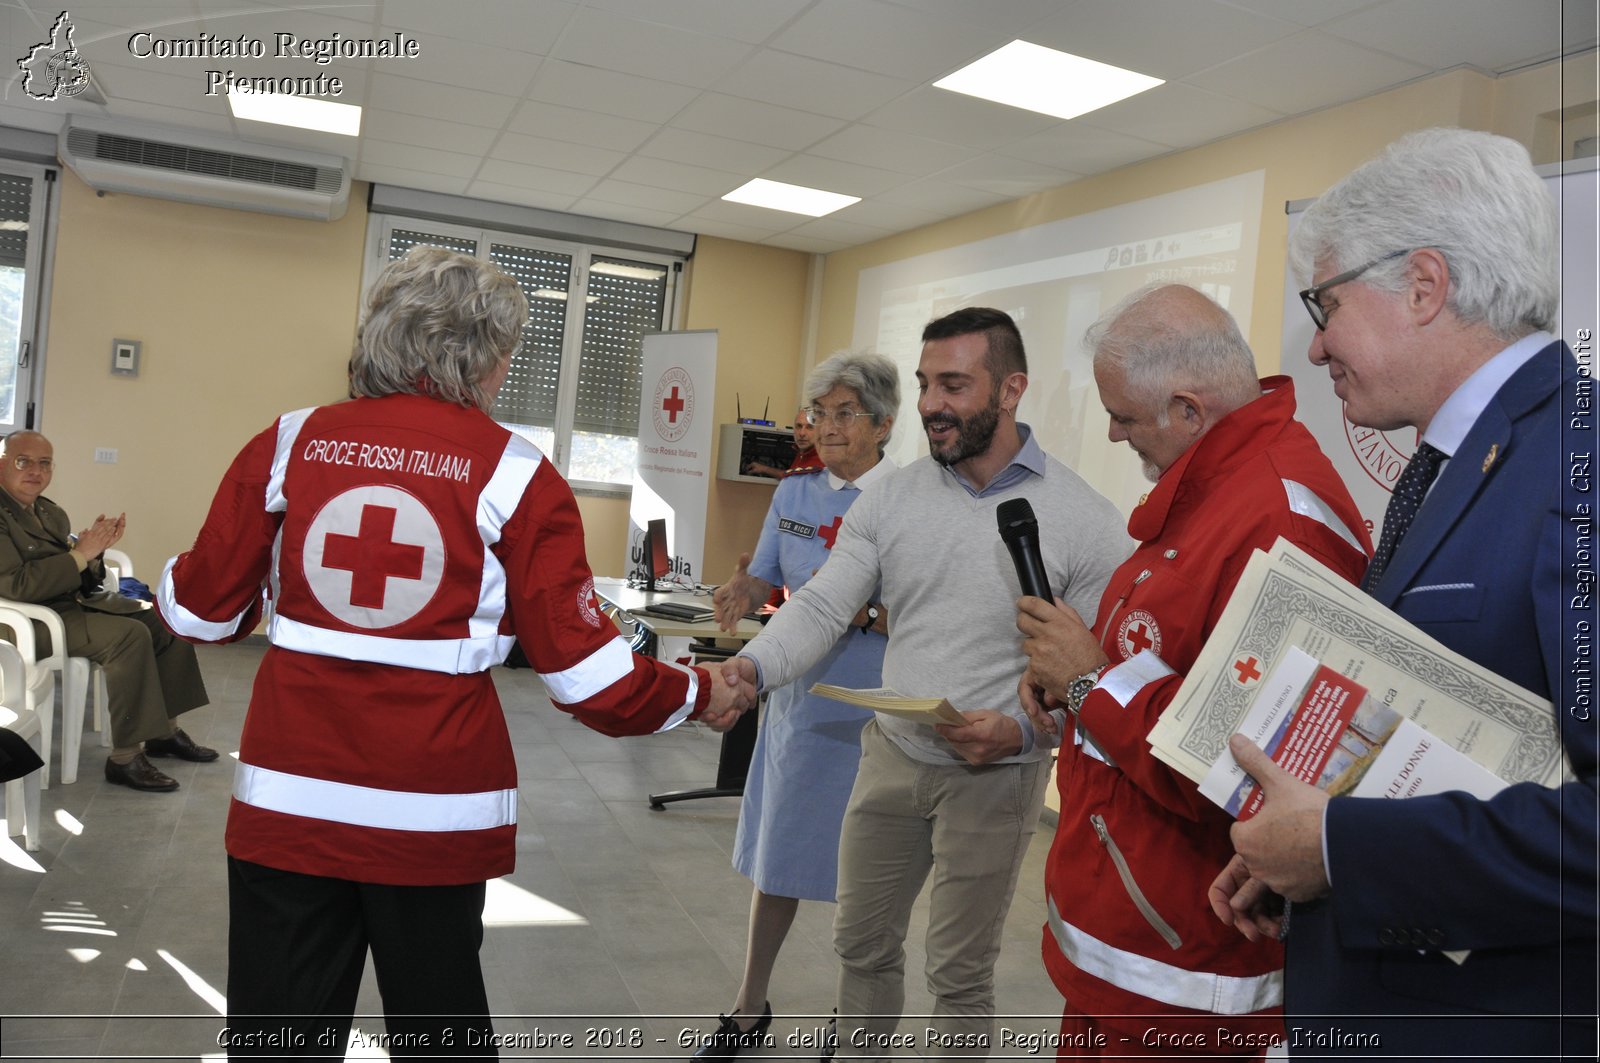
[1364,441,1446,592]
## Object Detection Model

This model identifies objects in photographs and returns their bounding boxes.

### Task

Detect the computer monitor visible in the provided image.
[634,517,671,590]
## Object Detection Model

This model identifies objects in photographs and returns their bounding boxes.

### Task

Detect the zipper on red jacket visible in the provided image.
[1090,813,1182,950]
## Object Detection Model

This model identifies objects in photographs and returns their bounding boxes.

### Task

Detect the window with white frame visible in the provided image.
[367,216,680,492]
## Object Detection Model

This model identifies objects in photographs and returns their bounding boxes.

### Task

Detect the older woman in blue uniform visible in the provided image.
[696,351,900,1059]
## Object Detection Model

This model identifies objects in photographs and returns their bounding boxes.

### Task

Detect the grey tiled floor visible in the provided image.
[0,642,1066,1061]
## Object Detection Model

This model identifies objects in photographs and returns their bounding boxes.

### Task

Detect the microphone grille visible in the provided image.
[996,497,1037,540]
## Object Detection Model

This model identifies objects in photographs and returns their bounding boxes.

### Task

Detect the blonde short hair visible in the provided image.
[350,247,528,411]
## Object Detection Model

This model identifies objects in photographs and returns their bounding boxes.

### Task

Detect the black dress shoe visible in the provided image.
[691,1002,772,1063]
[143,728,219,763]
[821,1014,837,1062]
[105,753,179,792]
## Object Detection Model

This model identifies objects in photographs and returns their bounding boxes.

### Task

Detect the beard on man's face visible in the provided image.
[923,394,1002,468]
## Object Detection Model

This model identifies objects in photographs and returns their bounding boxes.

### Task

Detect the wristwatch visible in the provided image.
[1064,665,1105,716]
[860,604,880,634]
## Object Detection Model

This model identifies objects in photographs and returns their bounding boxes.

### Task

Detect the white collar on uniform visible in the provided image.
[827,454,898,492]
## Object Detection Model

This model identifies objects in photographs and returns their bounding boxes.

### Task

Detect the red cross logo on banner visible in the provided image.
[1115,609,1162,660]
[819,515,844,549]
[661,386,686,424]
[322,504,424,609]
[304,484,445,629]
[1233,655,1263,685]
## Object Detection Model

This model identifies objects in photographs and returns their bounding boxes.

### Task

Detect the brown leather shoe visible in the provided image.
[105,753,179,792]
[143,728,219,763]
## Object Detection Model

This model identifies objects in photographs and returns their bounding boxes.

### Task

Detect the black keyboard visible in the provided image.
[641,601,716,623]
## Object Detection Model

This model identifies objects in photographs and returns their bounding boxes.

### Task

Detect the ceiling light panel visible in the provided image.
[721,178,860,217]
[934,40,1163,121]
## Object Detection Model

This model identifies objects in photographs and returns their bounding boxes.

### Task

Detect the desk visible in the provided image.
[592,578,762,810]
[592,578,762,641]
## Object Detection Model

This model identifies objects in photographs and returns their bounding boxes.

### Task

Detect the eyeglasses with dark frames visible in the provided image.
[1298,249,1412,331]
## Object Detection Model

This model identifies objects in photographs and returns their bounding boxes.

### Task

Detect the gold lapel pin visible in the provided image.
[1482,443,1499,474]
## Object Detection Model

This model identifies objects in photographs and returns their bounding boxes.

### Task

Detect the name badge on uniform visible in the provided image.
[778,518,816,538]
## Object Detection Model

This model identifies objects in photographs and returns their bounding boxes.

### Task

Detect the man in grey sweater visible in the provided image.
[728,307,1130,1060]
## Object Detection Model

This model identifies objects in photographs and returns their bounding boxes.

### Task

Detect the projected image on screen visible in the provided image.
[854,171,1265,517]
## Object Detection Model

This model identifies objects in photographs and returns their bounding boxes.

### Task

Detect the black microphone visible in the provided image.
[997,497,1051,600]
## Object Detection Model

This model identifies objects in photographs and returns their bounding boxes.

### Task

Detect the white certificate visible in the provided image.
[1148,538,1566,789]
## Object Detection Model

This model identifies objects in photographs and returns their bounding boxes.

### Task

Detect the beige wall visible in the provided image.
[811,57,1595,382]
[41,168,365,578]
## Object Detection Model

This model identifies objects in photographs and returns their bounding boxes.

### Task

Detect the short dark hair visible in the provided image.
[921,306,1027,379]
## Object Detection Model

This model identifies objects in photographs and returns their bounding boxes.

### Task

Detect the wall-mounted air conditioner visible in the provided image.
[58,116,350,221]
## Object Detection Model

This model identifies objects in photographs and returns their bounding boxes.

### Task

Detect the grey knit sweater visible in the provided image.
[740,446,1131,766]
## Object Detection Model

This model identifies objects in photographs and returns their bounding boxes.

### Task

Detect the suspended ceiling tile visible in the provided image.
[476,158,599,197]
[359,138,480,179]
[361,32,539,99]
[883,0,1072,35]
[368,71,520,128]
[1215,0,1385,27]
[806,123,980,177]
[507,100,659,153]
[567,198,685,228]
[490,132,627,177]
[581,0,813,44]
[358,162,472,196]
[992,122,1169,175]
[464,179,579,213]
[636,127,792,175]
[377,0,576,52]
[1077,82,1287,150]
[1321,0,1570,71]
[549,6,755,89]
[99,99,237,134]
[683,198,799,229]
[670,93,848,151]
[861,85,1059,150]
[526,60,699,125]
[1186,31,1433,114]
[769,0,1009,82]
[712,49,917,121]
[759,154,906,197]
[675,214,792,243]
[1025,0,1301,81]
[825,198,947,232]
[583,178,711,215]
[609,155,747,196]
[361,109,499,156]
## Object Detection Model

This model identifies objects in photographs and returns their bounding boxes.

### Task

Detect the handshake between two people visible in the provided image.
[699,655,760,732]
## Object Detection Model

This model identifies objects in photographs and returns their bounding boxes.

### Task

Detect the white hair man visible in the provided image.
[1211,128,1598,1057]
[1016,284,1370,1054]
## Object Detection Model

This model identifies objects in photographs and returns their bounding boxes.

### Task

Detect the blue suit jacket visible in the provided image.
[1286,341,1599,1056]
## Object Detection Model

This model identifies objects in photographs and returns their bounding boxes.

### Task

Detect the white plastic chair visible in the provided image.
[0,641,43,850]
[87,548,133,748]
[0,605,62,789]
